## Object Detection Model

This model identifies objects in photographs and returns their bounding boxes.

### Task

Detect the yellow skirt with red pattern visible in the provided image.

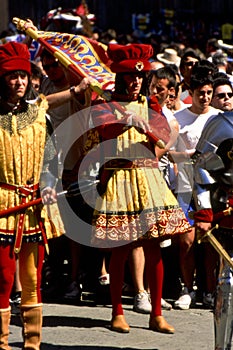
[92,166,191,247]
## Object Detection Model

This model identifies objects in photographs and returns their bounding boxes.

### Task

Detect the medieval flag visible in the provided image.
[13,17,115,94]
[36,31,115,91]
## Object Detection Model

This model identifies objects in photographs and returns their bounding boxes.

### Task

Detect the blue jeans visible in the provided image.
[176,192,195,226]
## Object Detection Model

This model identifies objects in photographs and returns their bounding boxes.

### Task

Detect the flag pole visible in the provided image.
[12,17,165,149]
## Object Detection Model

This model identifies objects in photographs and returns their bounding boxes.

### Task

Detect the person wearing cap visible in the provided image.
[157,48,181,67]
[0,41,66,349]
[90,43,191,334]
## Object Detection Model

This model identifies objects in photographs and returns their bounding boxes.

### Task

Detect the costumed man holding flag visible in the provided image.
[90,43,191,334]
[193,111,233,350]
[0,41,65,349]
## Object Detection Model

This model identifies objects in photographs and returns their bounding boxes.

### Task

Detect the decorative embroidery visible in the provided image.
[0,102,39,134]
[93,207,190,244]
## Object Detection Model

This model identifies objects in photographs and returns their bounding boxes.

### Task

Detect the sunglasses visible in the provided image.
[168,94,176,99]
[43,60,59,71]
[214,92,233,99]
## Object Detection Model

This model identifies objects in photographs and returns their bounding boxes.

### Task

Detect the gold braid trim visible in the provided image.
[0,95,48,134]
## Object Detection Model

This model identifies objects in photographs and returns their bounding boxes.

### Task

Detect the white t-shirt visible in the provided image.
[162,104,175,123]
[174,106,221,193]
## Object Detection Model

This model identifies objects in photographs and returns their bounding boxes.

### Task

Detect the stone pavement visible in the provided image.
[8,295,216,350]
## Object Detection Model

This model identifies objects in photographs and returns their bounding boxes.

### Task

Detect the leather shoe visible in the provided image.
[111,315,130,333]
[149,315,175,334]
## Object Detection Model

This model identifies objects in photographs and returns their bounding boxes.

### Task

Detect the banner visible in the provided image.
[35,30,115,90]
[13,17,115,91]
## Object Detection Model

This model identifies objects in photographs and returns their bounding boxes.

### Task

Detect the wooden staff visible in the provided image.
[12,17,165,149]
[0,179,99,218]
[0,198,42,218]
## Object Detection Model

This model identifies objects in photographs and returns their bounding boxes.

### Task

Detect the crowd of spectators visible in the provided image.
[2,3,233,329]
[0,4,233,344]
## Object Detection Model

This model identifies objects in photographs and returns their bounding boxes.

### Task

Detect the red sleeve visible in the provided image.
[148,97,171,144]
[148,95,162,114]
[92,97,171,144]
[193,209,213,223]
[91,101,128,140]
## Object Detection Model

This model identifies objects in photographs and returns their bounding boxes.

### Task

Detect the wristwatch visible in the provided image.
[70,86,78,96]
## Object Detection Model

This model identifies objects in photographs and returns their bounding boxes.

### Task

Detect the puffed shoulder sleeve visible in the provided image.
[91,100,129,140]
[148,97,171,144]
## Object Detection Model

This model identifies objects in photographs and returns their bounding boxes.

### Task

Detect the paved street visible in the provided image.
[8,295,216,350]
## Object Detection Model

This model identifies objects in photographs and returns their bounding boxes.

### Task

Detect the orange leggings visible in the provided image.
[0,242,44,309]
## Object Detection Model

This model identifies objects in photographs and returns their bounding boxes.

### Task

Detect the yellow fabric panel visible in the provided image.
[0,96,64,239]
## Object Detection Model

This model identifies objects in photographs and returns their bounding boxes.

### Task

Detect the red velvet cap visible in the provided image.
[108,43,153,73]
[0,41,31,77]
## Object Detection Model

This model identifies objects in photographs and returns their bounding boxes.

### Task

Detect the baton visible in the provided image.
[0,179,99,218]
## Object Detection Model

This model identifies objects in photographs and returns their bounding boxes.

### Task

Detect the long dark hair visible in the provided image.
[0,70,32,101]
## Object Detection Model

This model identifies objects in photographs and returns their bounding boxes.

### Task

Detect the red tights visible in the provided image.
[109,239,163,317]
[0,244,16,308]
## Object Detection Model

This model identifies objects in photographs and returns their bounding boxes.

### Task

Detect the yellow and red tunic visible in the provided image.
[91,97,191,246]
[0,96,64,245]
